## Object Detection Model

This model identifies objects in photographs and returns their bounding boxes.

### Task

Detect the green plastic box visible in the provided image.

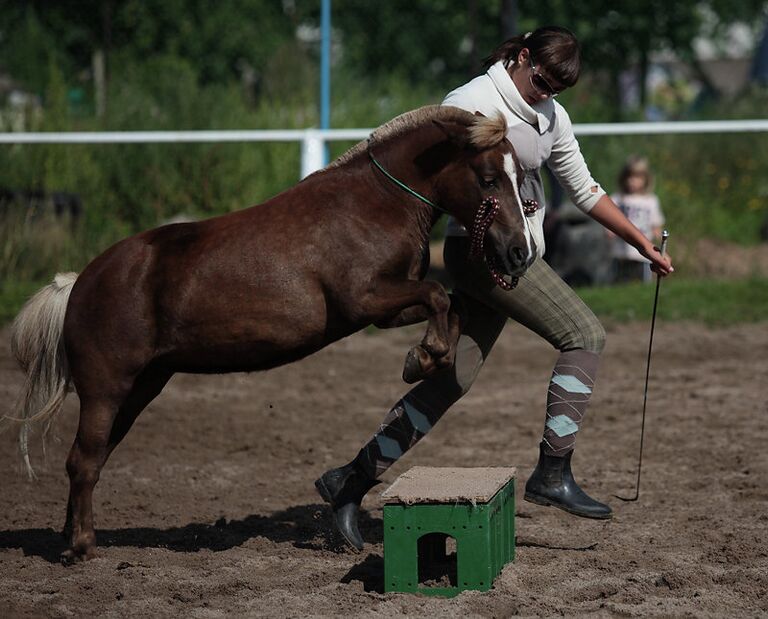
[381,466,516,597]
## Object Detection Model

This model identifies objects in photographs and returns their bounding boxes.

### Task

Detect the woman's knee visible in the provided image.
[452,333,486,396]
[585,321,606,354]
[550,309,605,354]
[560,316,606,354]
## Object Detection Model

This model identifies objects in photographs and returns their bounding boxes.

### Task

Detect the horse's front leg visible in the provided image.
[368,282,464,382]
[402,311,464,384]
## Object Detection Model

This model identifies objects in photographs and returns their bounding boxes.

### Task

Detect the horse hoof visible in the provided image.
[434,353,455,369]
[60,549,81,566]
[402,347,426,384]
[60,547,96,566]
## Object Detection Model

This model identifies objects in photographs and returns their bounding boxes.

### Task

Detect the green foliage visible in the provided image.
[0,6,62,95]
[326,0,494,87]
[0,278,48,326]
[577,130,768,249]
[2,1,767,111]
[557,73,768,258]
[0,1,767,285]
[577,277,768,324]
[2,64,767,281]
[0,1,300,92]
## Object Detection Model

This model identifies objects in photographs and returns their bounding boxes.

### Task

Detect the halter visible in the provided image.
[368,143,519,291]
[523,198,540,216]
[467,196,518,291]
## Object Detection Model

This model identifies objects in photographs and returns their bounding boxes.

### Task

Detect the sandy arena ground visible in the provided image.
[1,318,766,617]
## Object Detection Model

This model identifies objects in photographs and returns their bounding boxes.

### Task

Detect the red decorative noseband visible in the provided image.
[469,196,519,291]
[523,199,539,216]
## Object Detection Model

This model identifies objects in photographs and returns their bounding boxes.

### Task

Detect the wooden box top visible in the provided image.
[381,466,517,505]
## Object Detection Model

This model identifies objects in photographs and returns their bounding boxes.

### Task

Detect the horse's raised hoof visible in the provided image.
[433,349,456,370]
[402,346,432,383]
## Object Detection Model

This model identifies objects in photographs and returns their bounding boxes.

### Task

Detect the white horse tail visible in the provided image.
[5,272,78,479]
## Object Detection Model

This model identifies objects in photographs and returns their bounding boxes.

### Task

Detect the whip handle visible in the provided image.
[659,229,669,257]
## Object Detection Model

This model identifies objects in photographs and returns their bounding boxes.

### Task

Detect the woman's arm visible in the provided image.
[589,195,674,275]
[546,105,672,275]
[547,105,606,214]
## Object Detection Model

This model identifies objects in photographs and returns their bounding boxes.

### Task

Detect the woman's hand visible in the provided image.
[639,240,674,276]
[589,196,674,276]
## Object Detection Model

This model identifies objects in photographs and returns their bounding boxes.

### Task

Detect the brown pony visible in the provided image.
[6,105,536,564]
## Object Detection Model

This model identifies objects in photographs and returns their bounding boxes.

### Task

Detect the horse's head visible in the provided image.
[430,108,537,287]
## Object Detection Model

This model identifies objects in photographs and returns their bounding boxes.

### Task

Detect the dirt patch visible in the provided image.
[683,238,768,278]
[1,321,766,617]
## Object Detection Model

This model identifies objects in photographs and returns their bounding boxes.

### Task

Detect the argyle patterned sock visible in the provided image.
[542,349,600,456]
[355,395,441,478]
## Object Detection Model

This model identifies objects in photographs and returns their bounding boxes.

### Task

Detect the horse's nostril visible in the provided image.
[510,246,526,265]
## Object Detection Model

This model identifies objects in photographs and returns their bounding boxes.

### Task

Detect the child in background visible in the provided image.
[611,156,665,282]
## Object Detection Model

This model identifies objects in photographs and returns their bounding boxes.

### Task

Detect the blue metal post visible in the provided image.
[320,0,331,164]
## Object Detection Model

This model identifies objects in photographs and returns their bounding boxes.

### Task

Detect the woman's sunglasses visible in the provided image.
[528,56,561,98]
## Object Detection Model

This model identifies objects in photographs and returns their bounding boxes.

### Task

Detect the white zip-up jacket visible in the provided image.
[442,61,605,257]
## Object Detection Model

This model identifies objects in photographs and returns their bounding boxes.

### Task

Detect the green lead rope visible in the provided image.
[368,146,450,215]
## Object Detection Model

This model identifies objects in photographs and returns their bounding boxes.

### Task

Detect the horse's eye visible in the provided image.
[479,177,497,189]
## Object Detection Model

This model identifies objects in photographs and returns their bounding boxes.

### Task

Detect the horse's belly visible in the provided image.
[161,336,331,374]
[157,299,355,374]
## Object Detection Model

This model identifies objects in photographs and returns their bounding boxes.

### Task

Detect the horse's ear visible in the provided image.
[432,119,470,148]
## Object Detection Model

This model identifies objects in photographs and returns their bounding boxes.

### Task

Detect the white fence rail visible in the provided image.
[1,119,767,178]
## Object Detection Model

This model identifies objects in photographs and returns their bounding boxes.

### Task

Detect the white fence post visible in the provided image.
[301,129,326,178]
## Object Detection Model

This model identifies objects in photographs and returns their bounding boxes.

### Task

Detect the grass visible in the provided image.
[0,279,48,326]
[577,277,768,325]
[2,276,767,329]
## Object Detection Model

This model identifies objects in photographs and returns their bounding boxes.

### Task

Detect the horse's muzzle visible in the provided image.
[505,244,536,277]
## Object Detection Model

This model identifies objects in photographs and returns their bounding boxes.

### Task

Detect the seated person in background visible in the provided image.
[610,156,665,283]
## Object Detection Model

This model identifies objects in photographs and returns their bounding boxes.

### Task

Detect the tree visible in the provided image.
[516,0,768,117]
[0,1,300,98]
[2,0,765,121]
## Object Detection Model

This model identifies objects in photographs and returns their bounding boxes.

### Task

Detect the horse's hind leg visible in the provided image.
[61,396,119,564]
[61,367,172,564]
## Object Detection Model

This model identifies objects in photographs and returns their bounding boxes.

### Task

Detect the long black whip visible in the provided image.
[615,229,669,502]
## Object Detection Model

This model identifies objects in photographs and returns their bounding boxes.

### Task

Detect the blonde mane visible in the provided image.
[324,105,507,172]
[466,111,508,148]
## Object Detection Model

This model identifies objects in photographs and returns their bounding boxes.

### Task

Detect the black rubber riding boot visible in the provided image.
[524,443,612,519]
[315,462,381,551]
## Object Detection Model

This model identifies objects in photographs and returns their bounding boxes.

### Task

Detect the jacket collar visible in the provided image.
[487,61,554,135]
